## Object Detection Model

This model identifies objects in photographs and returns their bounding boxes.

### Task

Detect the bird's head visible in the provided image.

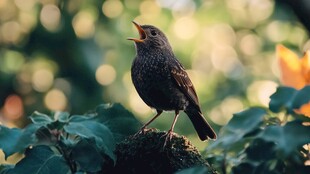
[128,21,172,51]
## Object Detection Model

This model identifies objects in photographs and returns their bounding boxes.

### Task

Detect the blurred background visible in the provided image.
[0,0,309,149]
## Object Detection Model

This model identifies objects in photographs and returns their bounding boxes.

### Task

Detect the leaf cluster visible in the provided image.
[205,86,310,174]
[0,104,140,174]
[1,86,310,174]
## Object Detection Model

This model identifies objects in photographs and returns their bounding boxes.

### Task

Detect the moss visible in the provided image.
[106,128,216,174]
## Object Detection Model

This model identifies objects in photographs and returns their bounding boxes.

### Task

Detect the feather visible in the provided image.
[171,65,200,108]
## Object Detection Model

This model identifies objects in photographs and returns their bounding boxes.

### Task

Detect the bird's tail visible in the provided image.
[185,105,217,141]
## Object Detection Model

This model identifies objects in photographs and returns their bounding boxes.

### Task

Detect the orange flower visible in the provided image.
[277,44,310,117]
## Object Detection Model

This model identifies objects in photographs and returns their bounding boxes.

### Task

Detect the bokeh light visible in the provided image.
[139,0,161,20]
[44,89,67,111]
[209,24,236,46]
[1,50,25,73]
[40,4,61,32]
[157,0,196,15]
[1,21,21,44]
[239,33,262,56]
[265,21,291,42]
[14,0,36,11]
[247,80,278,106]
[3,95,24,120]
[173,17,199,40]
[72,10,96,38]
[210,97,244,125]
[211,46,244,79]
[54,78,72,96]
[32,69,54,92]
[96,64,117,86]
[248,0,274,23]
[102,0,123,18]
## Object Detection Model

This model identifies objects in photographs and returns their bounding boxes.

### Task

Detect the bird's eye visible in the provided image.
[150,30,157,36]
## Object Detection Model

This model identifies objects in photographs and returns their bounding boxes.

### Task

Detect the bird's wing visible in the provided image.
[170,62,200,108]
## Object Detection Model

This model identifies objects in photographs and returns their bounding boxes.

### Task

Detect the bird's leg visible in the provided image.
[135,110,163,136]
[163,110,180,147]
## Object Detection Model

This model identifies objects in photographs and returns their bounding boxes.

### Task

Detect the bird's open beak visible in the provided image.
[127,21,146,43]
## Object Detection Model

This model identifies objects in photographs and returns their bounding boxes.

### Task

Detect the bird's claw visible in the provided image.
[162,130,173,148]
[133,126,147,137]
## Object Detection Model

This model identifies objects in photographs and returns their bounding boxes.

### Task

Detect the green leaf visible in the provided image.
[6,146,70,174]
[0,164,14,174]
[292,85,310,109]
[69,115,93,122]
[94,103,141,143]
[225,107,266,134]
[269,86,310,115]
[0,124,40,159]
[175,166,210,174]
[258,120,310,157]
[64,120,116,163]
[293,113,310,122]
[245,139,276,161]
[0,127,20,158]
[54,112,70,123]
[71,138,103,172]
[30,111,53,125]
[207,107,266,151]
[269,86,296,113]
[232,161,284,174]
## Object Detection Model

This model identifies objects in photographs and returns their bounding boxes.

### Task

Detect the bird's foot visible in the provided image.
[162,130,174,148]
[133,126,148,137]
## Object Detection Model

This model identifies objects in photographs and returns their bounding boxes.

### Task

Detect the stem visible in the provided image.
[221,152,227,174]
[56,141,76,173]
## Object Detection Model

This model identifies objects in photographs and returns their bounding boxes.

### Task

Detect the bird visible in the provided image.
[128,21,216,145]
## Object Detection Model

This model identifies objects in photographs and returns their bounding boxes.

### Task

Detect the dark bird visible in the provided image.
[128,21,216,144]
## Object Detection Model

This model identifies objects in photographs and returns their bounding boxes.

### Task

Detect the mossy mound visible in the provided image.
[107,128,215,174]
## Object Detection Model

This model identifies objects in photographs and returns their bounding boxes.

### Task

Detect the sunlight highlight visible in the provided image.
[3,94,24,120]
[102,0,123,18]
[96,64,116,86]
[44,89,67,111]
[40,4,61,32]
[1,21,21,44]
[72,11,95,38]
[247,80,278,106]
[210,97,244,125]
[32,69,54,92]
[173,17,198,40]
[139,0,161,19]
[239,33,262,56]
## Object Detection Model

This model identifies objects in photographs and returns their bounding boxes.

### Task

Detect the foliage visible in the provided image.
[1,86,310,173]
[0,104,140,173]
[204,85,310,174]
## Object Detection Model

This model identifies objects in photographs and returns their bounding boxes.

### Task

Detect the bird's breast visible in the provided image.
[132,54,169,82]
